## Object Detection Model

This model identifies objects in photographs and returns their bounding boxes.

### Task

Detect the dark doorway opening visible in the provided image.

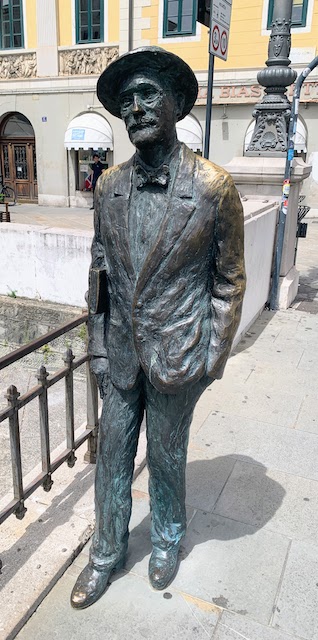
[0,112,37,202]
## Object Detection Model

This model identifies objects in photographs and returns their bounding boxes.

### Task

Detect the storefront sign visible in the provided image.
[196,81,318,105]
[71,128,85,141]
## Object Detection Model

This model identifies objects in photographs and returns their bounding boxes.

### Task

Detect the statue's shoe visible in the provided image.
[70,557,125,609]
[148,546,179,590]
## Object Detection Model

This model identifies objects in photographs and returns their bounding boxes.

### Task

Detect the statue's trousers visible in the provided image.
[89,371,211,569]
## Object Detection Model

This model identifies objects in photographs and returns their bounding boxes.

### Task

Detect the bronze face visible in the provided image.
[119,73,178,149]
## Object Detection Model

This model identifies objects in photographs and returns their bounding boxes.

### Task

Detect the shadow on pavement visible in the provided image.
[128,455,285,569]
[232,309,277,355]
[1,455,286,593]
[293,263,318,312]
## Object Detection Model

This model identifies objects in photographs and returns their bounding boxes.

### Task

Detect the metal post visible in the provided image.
[204,53,215,159]
[128,0,134,51]
[6,385,27,519]
[269,55,318,309]
[37,365,53,491]
[64,348,77,468]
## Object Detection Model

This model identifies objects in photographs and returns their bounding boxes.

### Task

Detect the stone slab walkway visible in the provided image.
[5,203,94,231]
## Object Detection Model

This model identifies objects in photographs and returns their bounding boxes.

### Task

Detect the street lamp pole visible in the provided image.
[203,52,215,159]
[269,55,318,309]
[246,0,296,156]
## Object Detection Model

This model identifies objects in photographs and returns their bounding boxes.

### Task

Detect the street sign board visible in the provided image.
[209,0,232,61]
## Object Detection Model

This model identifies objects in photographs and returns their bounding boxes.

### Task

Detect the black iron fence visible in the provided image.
[0,313,99,525]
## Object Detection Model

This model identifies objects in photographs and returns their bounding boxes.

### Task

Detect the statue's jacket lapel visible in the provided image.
[98,159,138,388]
[135,144,196,295]
[106,160,134,281]
[132,144,217,393]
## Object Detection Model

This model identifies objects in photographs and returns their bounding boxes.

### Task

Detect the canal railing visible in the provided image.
[0,312,99,525]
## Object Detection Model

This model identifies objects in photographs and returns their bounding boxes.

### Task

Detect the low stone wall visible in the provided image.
[235,197,278,343]
[0,198,279,339]
[0,297,87,390]
[0,295,84,345]
[0,224,92,307]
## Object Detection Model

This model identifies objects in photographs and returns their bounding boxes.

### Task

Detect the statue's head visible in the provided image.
[97,47,198,150]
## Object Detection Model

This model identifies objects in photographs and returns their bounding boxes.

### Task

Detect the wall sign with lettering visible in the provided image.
[195,81,318,106]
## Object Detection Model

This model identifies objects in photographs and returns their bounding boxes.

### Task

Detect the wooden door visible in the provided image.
[1,140,37,201]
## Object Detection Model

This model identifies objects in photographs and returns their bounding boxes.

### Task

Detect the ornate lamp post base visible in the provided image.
[246,1,297,157]
[247,102,291,156]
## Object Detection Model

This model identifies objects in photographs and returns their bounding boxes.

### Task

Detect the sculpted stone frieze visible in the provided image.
[0,53,37,79]
[59,46,119,76]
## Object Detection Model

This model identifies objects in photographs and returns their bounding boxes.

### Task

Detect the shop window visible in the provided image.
[76,0,104,44]
[0,0,24,49]
[163,0,197,37]
[76,149,109,191]
[267,0,309,28]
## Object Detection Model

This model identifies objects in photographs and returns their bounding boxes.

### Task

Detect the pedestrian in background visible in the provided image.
[90,153,104,209]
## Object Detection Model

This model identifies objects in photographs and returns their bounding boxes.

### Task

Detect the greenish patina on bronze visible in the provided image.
[71,47,246,610]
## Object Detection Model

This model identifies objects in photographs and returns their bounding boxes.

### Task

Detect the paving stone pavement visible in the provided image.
[7,203,94,231]
[3,221,318,640]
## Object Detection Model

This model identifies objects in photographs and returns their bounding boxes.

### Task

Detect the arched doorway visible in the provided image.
[0,113,37,201]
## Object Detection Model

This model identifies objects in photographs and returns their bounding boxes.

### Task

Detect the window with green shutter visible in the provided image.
[76,0,104,44]
[267,0,309,29]
[0,0,24,50]
[163,0,197,37]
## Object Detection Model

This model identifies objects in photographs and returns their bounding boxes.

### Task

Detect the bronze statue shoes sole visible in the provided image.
[70,557,126,609]
[148,546,180,591]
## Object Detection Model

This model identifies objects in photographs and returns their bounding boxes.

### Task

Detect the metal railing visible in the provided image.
[0,312,99,525]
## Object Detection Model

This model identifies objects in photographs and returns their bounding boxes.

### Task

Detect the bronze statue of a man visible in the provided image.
[71,47,246,609]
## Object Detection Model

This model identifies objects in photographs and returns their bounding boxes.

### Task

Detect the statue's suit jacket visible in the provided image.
[88,143,246,394]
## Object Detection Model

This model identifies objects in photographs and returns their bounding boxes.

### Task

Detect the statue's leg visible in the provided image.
[90,375,144,569]
[145,377,210,589]
[71,375,144,608]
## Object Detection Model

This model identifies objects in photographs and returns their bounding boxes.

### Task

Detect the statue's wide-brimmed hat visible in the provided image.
[97,46,198,121]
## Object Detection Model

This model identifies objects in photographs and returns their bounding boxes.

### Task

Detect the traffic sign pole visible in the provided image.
[210,0,232,61]
[203,52,215,159]
[200,0,232,159]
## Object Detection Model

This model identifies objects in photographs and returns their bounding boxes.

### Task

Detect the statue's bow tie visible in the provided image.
[135,164,170,189]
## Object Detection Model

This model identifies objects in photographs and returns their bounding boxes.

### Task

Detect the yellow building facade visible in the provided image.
[0,0,317,206]
[140,0,318,71]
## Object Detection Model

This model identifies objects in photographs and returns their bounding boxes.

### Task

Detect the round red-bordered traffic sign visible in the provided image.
[212,25,220,52]
[220,30,228,56]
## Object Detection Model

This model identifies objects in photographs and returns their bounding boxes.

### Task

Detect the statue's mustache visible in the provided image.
[126,118,158,131]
